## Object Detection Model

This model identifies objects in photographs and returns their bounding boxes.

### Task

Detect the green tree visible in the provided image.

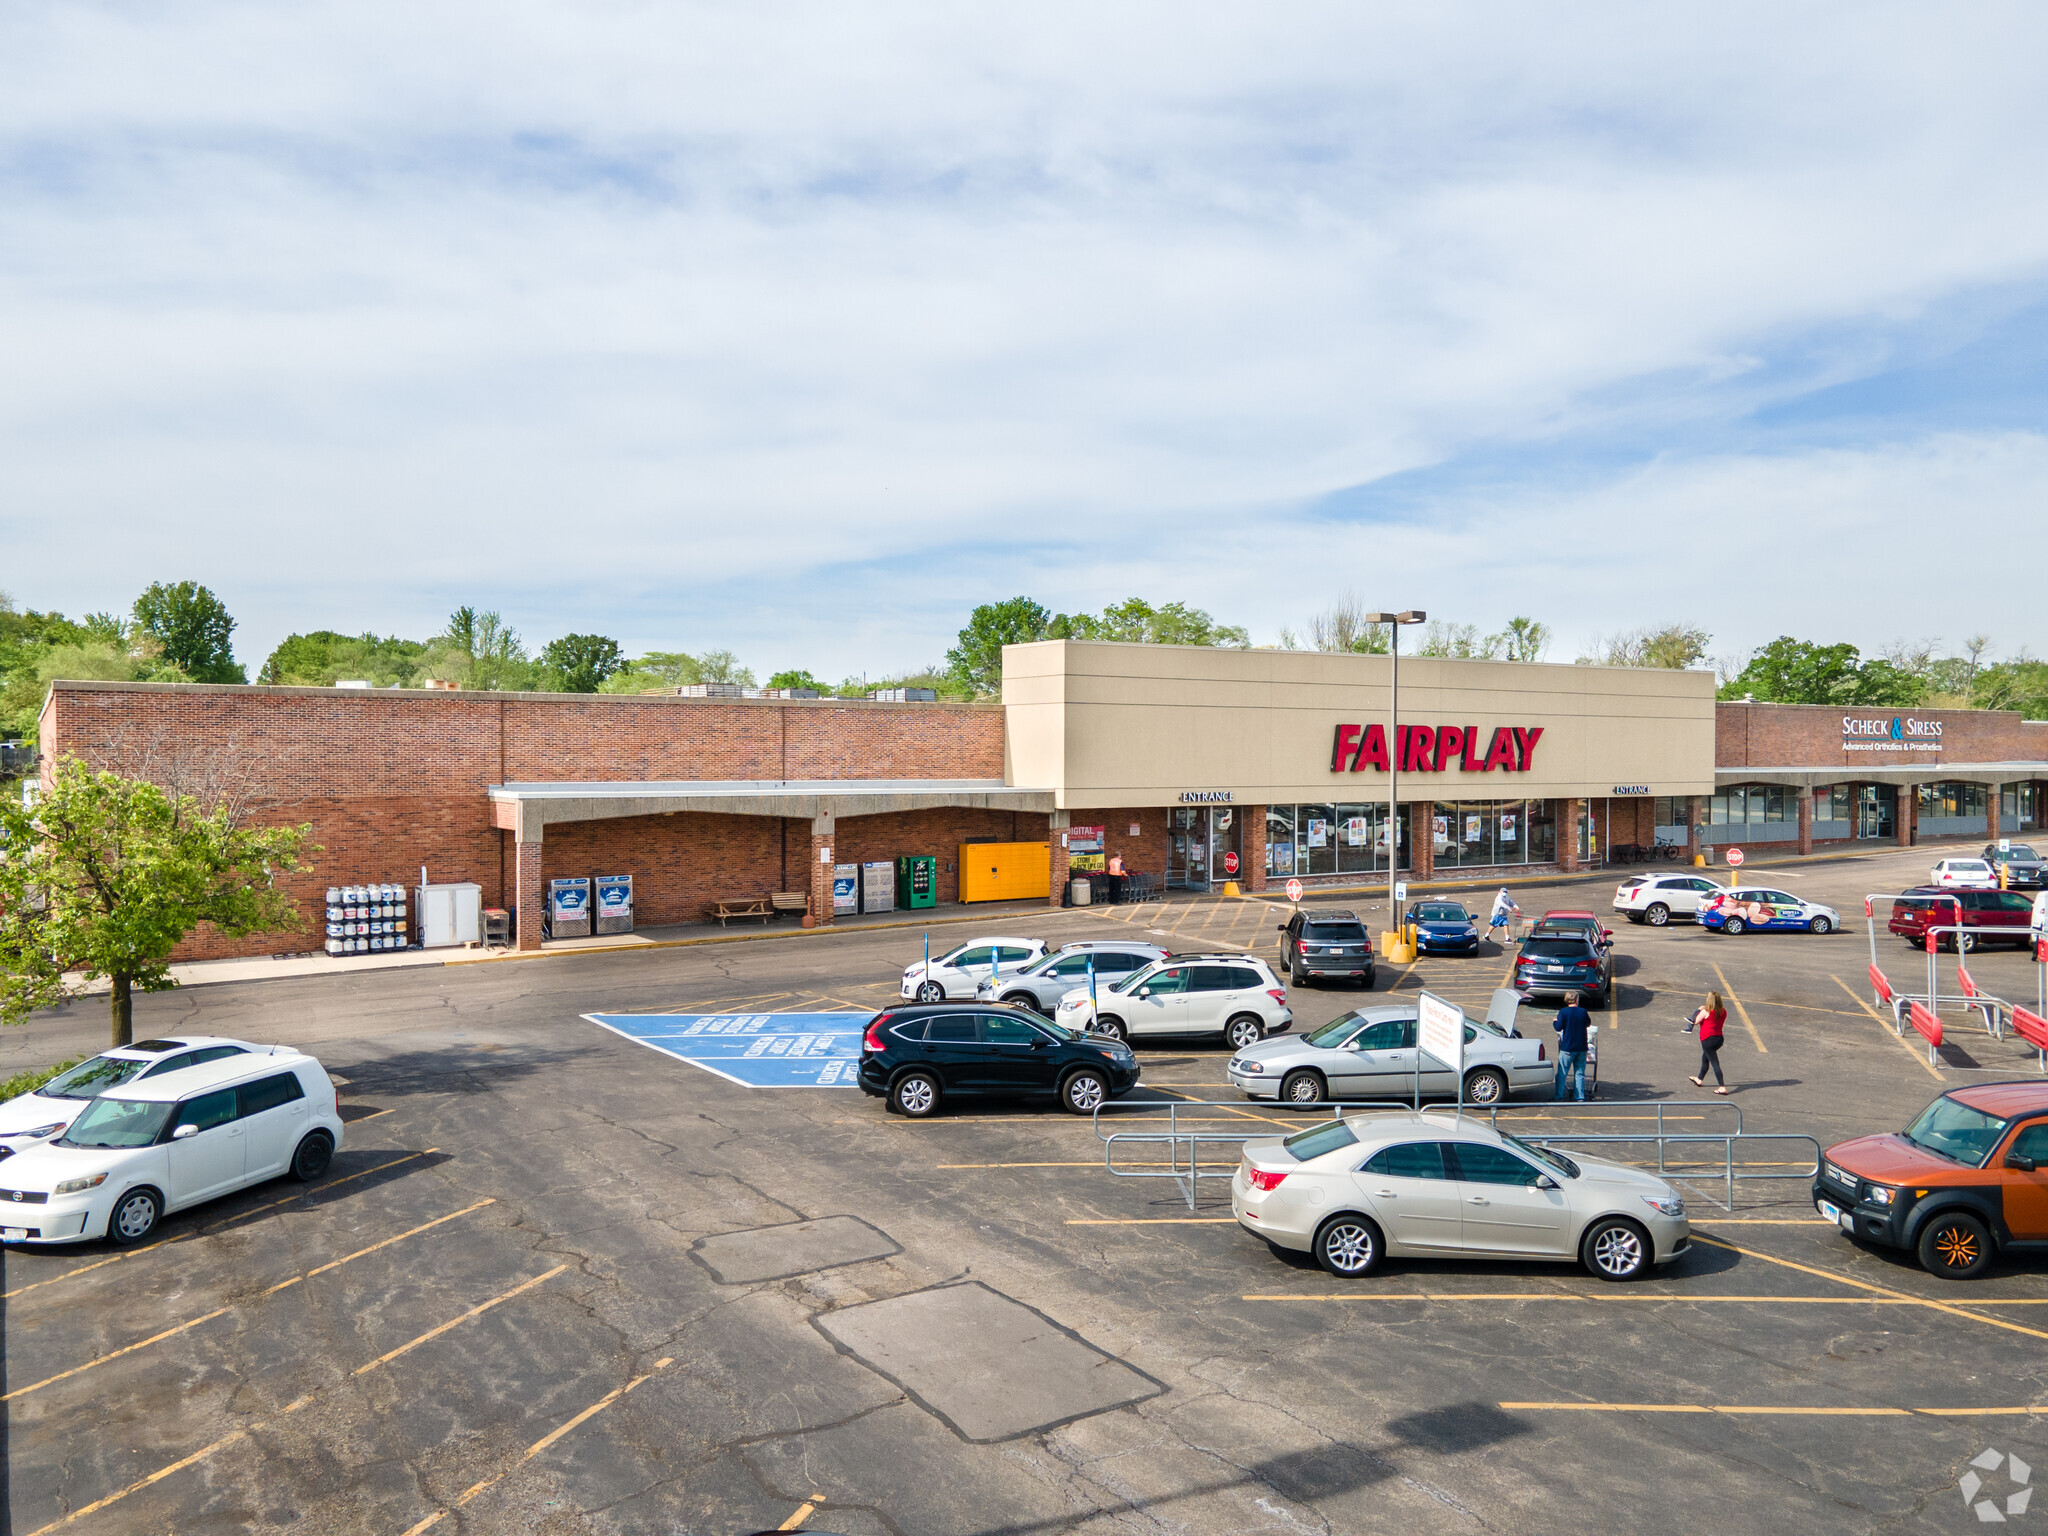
[947,597,1054,696]
[0,758,313,1046]
[694,649,755,688]
[1973,658,2048,717]
[1064,598,1250,648]
[767,668,824,692]
[1490,616,1551,663]
[260,631,429,688]
[538,634,625,693]
[427,608,533,690]
[131,582,246,684]
[1417,621,1490,658]
[1577,623,1711,670]
[599,651,703,694]
[1719,637,1926,706]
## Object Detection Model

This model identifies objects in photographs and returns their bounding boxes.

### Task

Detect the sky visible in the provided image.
[4,3,2047,682]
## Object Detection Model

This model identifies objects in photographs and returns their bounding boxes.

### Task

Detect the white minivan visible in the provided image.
[0,1051,344,1246]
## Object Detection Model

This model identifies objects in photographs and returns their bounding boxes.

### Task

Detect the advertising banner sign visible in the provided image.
[832,864,859,915]
[1065,824,1107,873]
[1417,989,1465,1105]
[1344,816,1369,847]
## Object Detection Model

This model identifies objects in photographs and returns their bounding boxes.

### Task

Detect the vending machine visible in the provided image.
[832,863,859,916]
[895,854,937,910]
[594,874,633,934]
[548,877,592,939]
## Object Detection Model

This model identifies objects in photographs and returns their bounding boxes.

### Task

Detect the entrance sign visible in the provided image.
[1286,878,1304,904]
[1727,847,1744,868]
[1417,990,1465,1107]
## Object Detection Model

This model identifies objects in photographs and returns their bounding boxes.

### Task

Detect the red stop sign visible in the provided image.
[1223,851,1239,876]
[1726,847,1744,867]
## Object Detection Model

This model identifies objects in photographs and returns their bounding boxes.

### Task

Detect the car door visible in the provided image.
[983,1014,1059,1097]
[919,1017,994,1095]
[163,1087,246,1207]
[1033,953,1093,1007]
[1999,1121,2048,1240]
[995,945,1039,977]
[1446,1142,1571,1255]
[238,1071,309,1181]
[942,946,996,998]
[1998,892,2037,943]
[1126,965,1193,1036]
[1332,1017,1417,1097]
[1353,1141,1463,1250]
[1189,964,1256,1036]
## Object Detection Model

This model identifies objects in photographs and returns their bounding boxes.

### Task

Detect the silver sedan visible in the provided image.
[1227,990,1555,1107]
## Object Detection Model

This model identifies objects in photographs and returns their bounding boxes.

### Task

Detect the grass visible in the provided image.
[0,1058,81,1104]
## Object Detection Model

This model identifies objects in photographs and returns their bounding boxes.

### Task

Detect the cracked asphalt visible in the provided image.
[6,843,2048,1535]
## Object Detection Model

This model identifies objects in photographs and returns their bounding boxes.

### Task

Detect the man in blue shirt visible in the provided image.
[1553,992,1592,1102]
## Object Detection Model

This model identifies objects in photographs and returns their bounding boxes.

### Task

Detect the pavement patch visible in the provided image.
[813,1280,1163,1441]
[692,1216,901,1285]
[585,1011,868,1087]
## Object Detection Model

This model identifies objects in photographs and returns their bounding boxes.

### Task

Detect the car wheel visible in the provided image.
[1061,1069,1108,1114]
[1313,1214,1383,1278]
[1721,916,1746,936]
[1463,1067,1509,1106]
[1288,963,1305,987]
[1645,903,1670,927]
[1095,1015,1128,1043]
[1808,915,1833,935]
[290,1131,333,1182]
[915,981,945,1002]
[1917,1210,1994,1279]
[1280,1069,1326,1106]
[891,1071,942,1118]
[1581,1217,1651,1281]
[1957,932,1975,954]
[1225,1015,1263,1050]
[108,1187,161,1247]
[1361,969,1376,990]
[1001,991,1036,1007]
[1626,912,1646,925]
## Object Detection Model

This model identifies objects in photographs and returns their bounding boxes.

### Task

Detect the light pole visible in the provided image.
[1362,611,1427,928]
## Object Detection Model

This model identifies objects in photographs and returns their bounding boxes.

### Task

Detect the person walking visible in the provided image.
[1688,991,1730,1095]
[1553,991,1592,1103]
[1488,887,1521,948]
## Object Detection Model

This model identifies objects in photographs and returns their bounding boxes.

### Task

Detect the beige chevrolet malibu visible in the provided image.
[1232,1112,1691,1280]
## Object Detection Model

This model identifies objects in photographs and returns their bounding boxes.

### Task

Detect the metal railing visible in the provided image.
[1090,1097,1815,1213]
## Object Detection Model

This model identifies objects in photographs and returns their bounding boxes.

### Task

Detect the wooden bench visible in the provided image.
[707,897,775,927]
[770,892,809,919]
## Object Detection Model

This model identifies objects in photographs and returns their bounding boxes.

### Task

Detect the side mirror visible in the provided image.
[1535,1174,1559,1190]
[172,1122,200,1140]
[1137,988,1151,999]
[2008,1151,2037,1172]
[1030,1037,1050,1049]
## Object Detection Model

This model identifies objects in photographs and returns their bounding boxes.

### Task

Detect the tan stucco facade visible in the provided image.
[1002,640,1717,810]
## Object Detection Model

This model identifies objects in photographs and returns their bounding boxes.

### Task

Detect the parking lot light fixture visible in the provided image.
[1361,610,1427,926]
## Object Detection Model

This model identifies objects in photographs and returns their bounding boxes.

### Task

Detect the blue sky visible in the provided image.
[4,3,2046,680]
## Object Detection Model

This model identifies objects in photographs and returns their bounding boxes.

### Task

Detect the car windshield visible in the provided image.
[1304,1012,1369,1048]
[1899,1096,2006,1166]
[1413,905,1467,923]
[1522,938,1589,958]
[56,1096,173,1149]
[1504,1133,1580,1178]
[1280,1120,1358,1160]
[39,1054,155,1101]
[1305,923,1367,942]
[2003,846,2041,860]
[1110,964,1163,994]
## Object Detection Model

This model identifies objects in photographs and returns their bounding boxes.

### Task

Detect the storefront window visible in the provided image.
[2002,783,2040,831]
[1299,803,1336,877]
[1431,801,1552,868]
[1916,782,1987,820]
[1265,805,1296,876]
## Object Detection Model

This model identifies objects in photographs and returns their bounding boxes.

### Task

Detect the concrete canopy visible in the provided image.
[1715,763,2048,790]
[486,778,1057,841]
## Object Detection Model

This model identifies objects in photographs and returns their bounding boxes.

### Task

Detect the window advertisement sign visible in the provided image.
[1343,816,1369,847]
[1417,990,1465,1106]
[1307,818,1329,849]
[548,877,592,940]
[594,874,633,935]
[1065,824,1107,873]
[832,864,859,915]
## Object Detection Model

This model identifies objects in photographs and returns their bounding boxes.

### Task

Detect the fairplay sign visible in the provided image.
[1330,724,1543,776]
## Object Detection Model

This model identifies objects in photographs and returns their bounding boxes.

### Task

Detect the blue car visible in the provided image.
[1406,900,1482,954]
[1698,886,1843,936]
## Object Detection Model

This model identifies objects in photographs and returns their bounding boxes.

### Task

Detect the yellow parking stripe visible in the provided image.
[1244,1293,1930,1304]
[1828,973,1944,1081]
[1710,963,1767,1053]
[779,1498,827,1531]
[1501,1403,1909,1416]
[2,1306,232,1403]
[352,1264,569,1377]
[23,1424,257,1536]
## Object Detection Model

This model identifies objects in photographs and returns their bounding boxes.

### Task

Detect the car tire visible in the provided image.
[291,1131,334,1182]
[890,1071,942,1118]
[1001,991,1036,1008]
[915,981,945,1003]
[1917,1210,1994,1279]
[1288,963,1305,987]
[1061,1069,1109,1115]
[1225,1015,1263,1050]
[1645,903,1670,927]
[1095,1015,1128,1043]
[1280,1069,1326,1107]
[1808,915,1833,936]
[108,1186,161,1247]
[1313,1214,1383,1278]
[1580,1217,1651,1281]
[1361,968,1376,990]
[1721,916,1746,936]
[1626,912,1646,925]
[1463,1066,1509,1106]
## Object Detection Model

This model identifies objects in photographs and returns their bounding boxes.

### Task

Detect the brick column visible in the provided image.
[514,837,544,951]
[805,813,835,927]
[1686,795,1703,863]
[1408,802,1434,880]
[1048,810,1071,908]
[1559,798,1583,872]
[1797,786,1814,856]
[1244,805,1268,892]
[1895,785,1913,848]
[1988,784,2003,842]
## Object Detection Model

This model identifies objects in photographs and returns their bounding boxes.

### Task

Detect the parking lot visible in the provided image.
[7,843,2048,1535]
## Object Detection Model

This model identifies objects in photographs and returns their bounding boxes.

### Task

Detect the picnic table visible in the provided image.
[707,897,775,927]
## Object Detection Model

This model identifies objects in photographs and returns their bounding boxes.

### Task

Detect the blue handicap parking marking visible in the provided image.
[583,1012,869,1087]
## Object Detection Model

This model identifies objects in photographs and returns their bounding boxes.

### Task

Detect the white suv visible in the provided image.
[1054,953,1291,1049]
[901,936,1049,1001]
[1612,873,1727,927]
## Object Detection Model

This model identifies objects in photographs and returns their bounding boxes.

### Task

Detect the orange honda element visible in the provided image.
[1815,1083,2048,1279]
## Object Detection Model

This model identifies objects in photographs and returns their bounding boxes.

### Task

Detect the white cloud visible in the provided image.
[3,2,2047,673]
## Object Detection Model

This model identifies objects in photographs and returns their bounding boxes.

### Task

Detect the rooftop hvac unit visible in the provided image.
[676,684,745,698]
[751,688,820,699]
[868,688,938,702]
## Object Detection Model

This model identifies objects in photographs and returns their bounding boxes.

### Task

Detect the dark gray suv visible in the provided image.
[1277,909,1376,989]
[1983,843,2048,890]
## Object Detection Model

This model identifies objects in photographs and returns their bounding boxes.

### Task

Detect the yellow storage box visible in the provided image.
[958,842,1051,903]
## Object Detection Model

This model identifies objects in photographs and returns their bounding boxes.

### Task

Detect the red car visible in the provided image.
[1887,886,2035,951]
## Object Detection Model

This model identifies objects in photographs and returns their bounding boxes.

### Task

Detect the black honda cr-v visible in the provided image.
[857,1002,1140,1119]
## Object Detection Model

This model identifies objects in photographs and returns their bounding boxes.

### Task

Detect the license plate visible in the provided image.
[1816,1199,1840,1223]
[3,1228,27,1241]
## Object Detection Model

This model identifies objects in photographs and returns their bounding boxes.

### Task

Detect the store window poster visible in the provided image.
[1271,841,1294,873]
[1307,819,1328,849]
[1465,815,1482,842]
[1500,812,1517,839]
[1343,816,1368,846]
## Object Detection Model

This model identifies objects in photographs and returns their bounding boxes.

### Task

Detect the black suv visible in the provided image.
[1276,908,1376,989]
[857,1002,1140,1119]
[1983,842,2048,890]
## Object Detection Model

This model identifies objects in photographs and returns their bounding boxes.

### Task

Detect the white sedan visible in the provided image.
[1931,858,1999,890]
[1226,990,1555,1105]
[900,937,1049,1001]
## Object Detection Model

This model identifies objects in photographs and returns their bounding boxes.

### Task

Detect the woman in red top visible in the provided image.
[1688,991,1729,1094]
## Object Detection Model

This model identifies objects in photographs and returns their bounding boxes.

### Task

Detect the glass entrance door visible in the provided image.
[1209,806,1241,886]
[1168,807,1207,890]
[1857,785,1894,840]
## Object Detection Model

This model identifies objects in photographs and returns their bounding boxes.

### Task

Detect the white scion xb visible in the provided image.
[0,1050,343,1247]
[0,1036,260,1157]
[1234,1112,1690,1281]
[900,937,1048,1001]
